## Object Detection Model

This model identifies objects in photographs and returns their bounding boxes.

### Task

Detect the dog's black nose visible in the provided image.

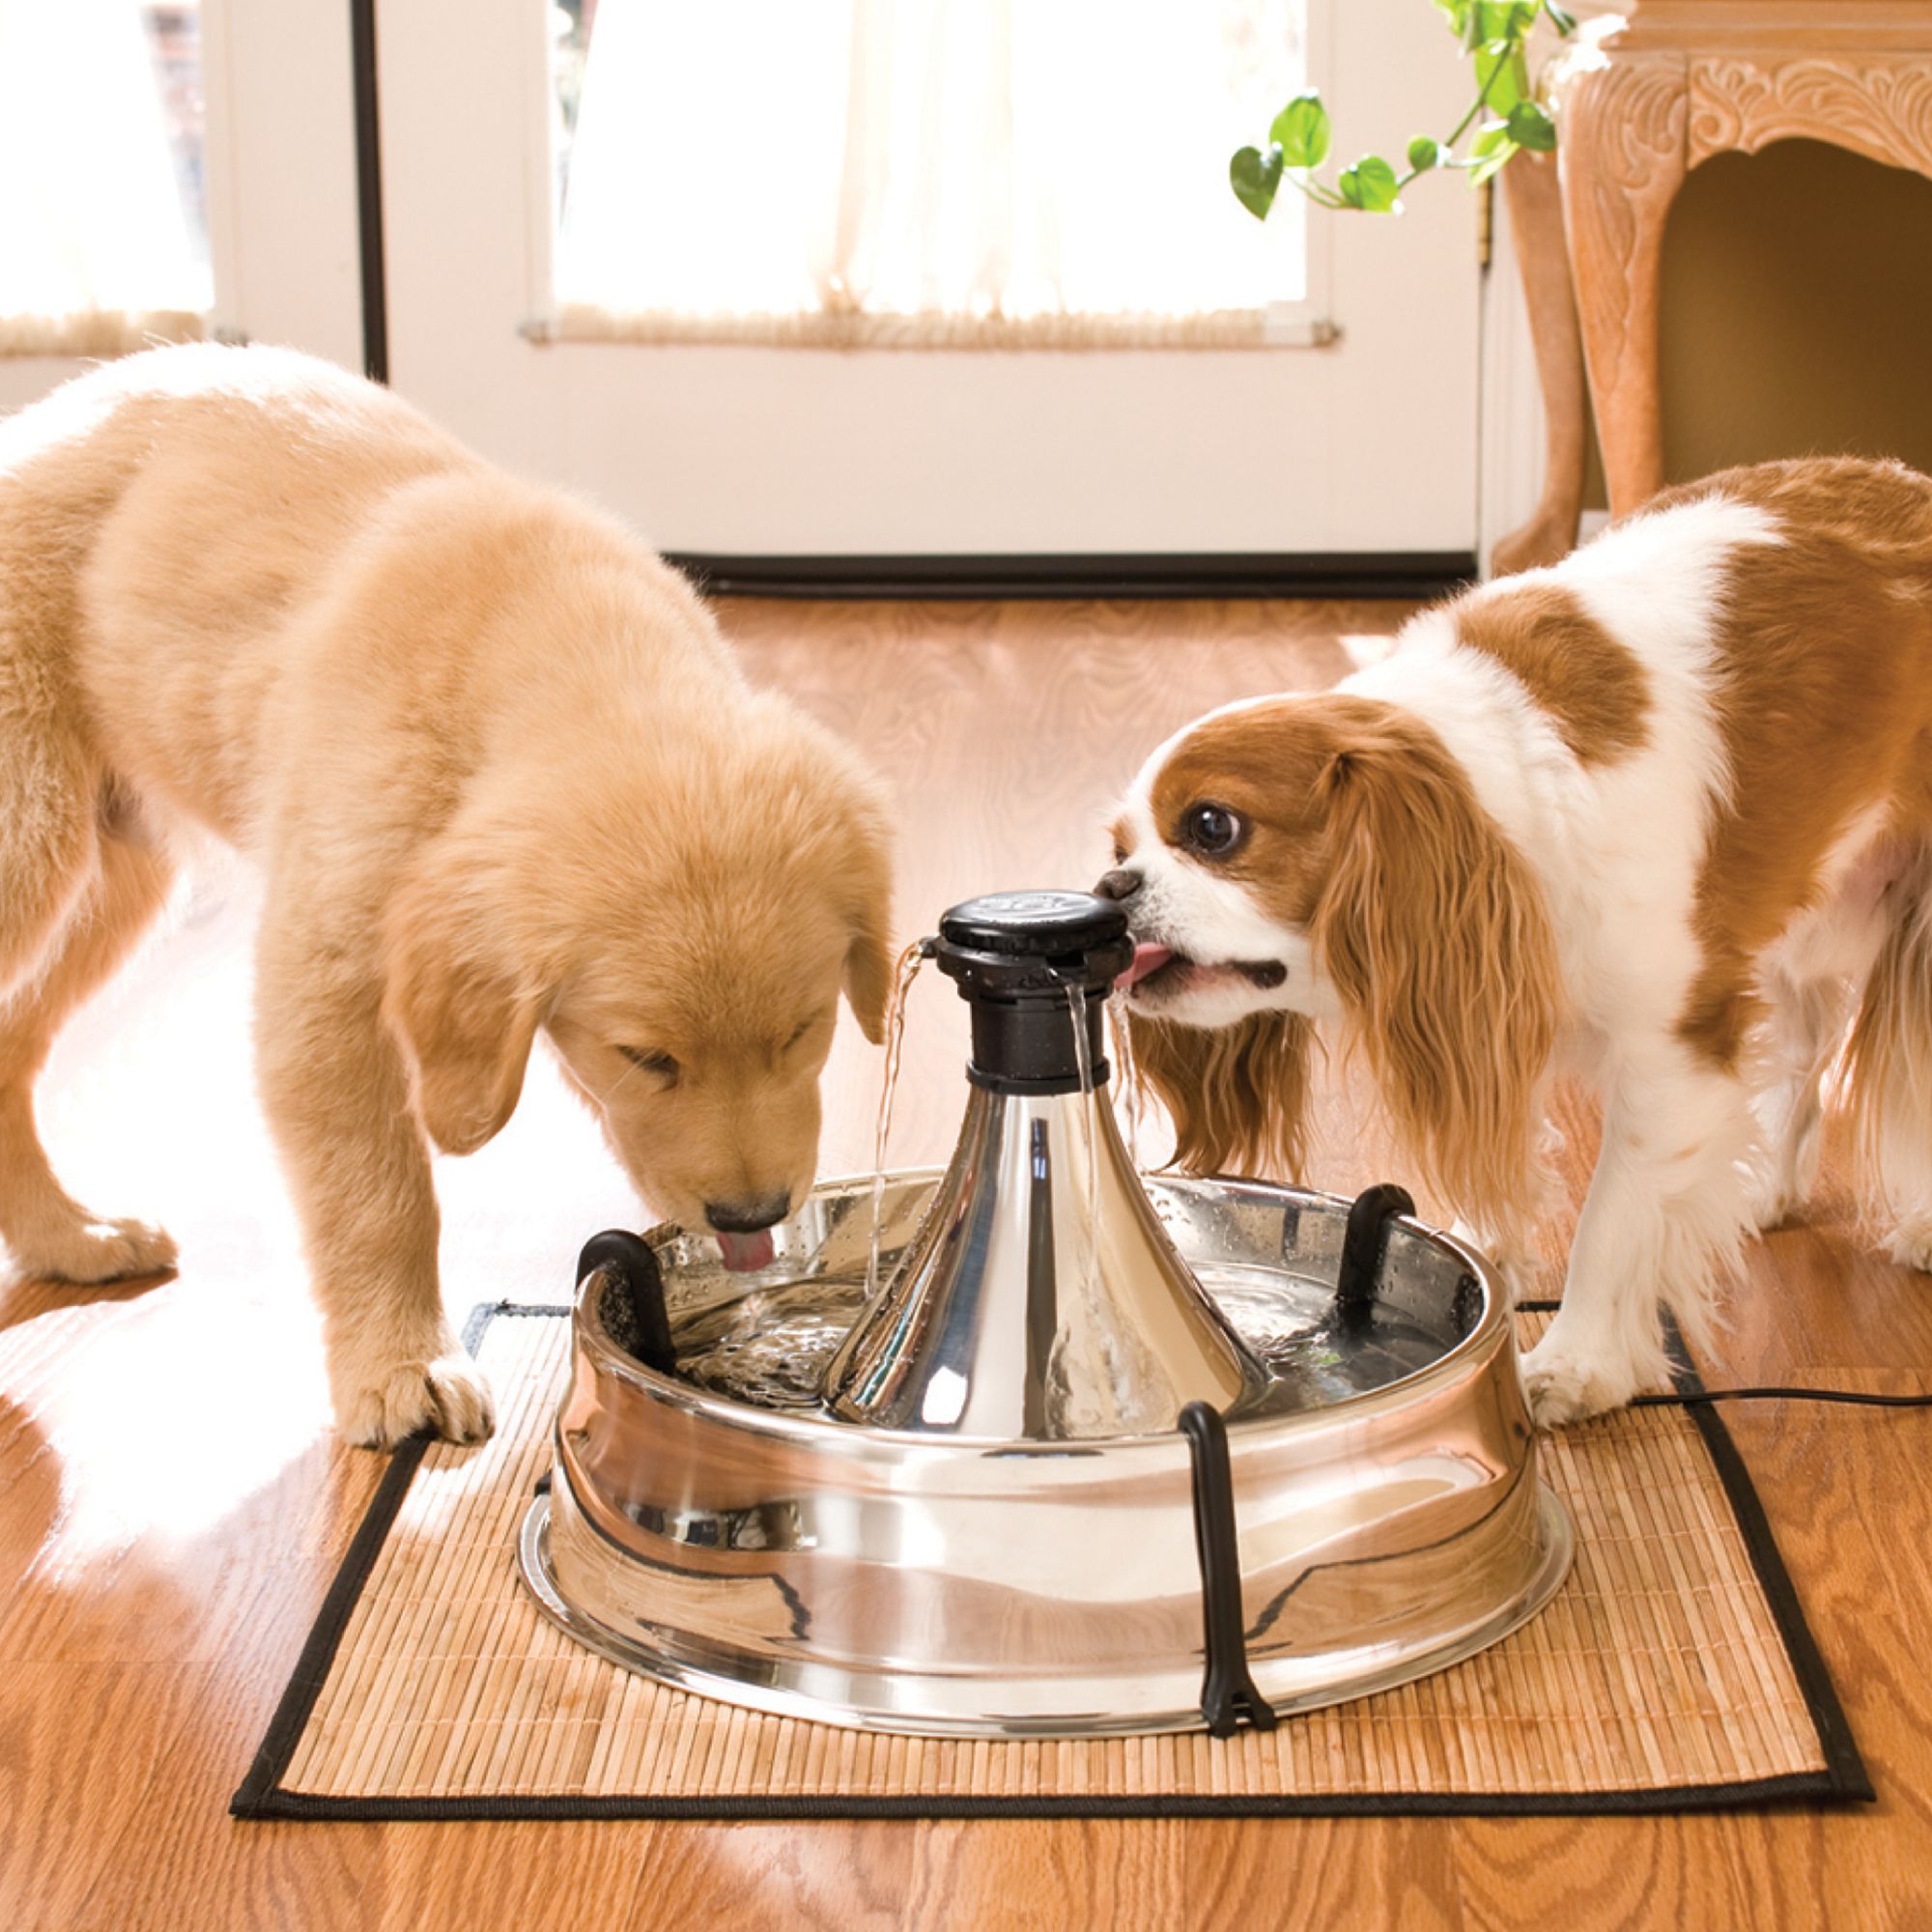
[1094,867,1143,902]
[706,1192,792,1234]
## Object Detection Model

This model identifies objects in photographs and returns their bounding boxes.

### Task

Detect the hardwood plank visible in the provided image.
[896,1818,1467,1932]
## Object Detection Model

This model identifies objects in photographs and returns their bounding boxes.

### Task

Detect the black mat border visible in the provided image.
[233,1299,1872,1820]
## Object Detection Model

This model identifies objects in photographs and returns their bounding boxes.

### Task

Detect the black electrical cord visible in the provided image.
[1634,1386,1932,1408]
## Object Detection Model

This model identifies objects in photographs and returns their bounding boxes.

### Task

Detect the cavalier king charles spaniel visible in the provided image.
[1101,457,1932,1425]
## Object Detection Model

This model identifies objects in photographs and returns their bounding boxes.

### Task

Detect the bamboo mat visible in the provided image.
[234,1305,1869,1819]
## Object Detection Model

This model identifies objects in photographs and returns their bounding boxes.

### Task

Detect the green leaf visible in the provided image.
[1338,154,1403,213]
[1470,119,1514,157]
[1230,143,1285,220]
[1507,99,1557,151]
[1407,134,1450,173]
[1474,1,1532,40]
[1474,41,1525,115]
[1269,91,1332,169]
[1471,136,1520,185]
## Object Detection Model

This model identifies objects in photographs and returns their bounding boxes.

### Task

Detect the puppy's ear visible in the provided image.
[1127,1008,1315,1181]
[1311,721,1559,1241]
[836,787,896,1046]
[842,902,895,1045]
[381,846,542,1156]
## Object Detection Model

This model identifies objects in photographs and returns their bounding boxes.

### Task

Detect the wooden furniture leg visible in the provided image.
[1490,149,1590,577]
[1558,53,1690,515]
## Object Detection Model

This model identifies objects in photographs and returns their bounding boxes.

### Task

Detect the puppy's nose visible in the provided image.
[1094,867,1143,902]
[705,1191,792,1234]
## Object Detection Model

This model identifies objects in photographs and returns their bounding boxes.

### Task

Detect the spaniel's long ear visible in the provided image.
[1311,722,1559,1242]
[1126,1007,1315,1182]
[381,838,543,1156]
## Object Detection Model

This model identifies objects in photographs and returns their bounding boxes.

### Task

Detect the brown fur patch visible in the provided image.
[1128,1007,1316,1180]
[1145,696,1361,928]
[1454,582,1650,766]
[1309,705,1563,1251]
[1660,460,1932,1068]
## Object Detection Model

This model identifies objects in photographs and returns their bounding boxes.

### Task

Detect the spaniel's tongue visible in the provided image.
[1114,943,1177,991]
[716,1229,776,1273]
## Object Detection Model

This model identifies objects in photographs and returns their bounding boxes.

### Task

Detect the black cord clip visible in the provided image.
[1335,1182,1416,1322]
[577,1229,677,1376]
[1179,1400,1278,1739]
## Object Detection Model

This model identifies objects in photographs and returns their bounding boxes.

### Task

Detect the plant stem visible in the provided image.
[1442,47,1514,152]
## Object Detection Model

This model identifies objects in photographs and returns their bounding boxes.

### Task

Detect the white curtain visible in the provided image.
[0,0,209,355]
[554,0,1306,347]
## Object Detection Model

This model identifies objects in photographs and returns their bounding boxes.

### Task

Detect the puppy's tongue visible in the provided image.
[716,1230,776,1273]
[1114,943,1176,991]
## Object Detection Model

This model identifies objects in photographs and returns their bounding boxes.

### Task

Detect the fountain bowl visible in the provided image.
[518,1169,1572,1740]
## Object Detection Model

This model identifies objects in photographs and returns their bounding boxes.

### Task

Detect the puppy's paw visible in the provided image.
[18,1215,179,1285]
[334,1352,496,1450]
[1519,1334,1640,1430]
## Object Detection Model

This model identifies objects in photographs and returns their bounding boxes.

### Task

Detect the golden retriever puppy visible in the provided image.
[0,344,893,1447]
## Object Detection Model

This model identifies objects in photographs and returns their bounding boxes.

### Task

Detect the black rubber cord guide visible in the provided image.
[578,1229,676,1376]
[1336,1182,1415,1320]
[1179,1400,1279,1738]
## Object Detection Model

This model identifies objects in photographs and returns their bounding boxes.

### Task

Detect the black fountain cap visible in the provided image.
[932,891,1134,1001]
[929,891,1133,1093]
[941,890,1129,958]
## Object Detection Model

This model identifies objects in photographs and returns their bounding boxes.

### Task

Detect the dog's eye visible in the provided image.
[1180,802,1244,858]
[784,1012,824,1050]
[620,1046,680,1085]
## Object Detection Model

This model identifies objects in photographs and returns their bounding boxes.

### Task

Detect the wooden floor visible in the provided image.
[6,596,1932,1929]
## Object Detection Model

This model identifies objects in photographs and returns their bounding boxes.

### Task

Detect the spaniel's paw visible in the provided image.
[1519,1334,1640,1430]
[1745,1166,1805,1235]
[333,1350,495,1450]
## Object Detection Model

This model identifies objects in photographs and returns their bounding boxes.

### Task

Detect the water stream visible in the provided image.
[1106,993,1143,1173]
[863,938,929,1304]
[1065,982,1100,1302]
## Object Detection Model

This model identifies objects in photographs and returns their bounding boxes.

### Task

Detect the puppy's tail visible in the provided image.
[1840,842,1932,1266]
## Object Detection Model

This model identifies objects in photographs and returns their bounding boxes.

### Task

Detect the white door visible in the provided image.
[374,0,1485,561]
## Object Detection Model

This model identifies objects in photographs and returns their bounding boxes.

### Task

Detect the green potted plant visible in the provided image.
[1229,1,1578,221]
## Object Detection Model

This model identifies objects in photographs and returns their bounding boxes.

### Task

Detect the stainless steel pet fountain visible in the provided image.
[519,891,1572,1739]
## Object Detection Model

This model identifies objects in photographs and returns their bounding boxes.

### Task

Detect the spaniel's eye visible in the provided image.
[1112,843,1128,866]
[1180,803,1244,858]
[784,1012,823,1050]
[620,1046,680,1084]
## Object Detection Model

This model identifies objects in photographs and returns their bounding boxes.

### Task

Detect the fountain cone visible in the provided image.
[518,891,1574,1739]
[823,891,1265,1436]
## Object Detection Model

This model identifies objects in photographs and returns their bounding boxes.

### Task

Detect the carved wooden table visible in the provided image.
[1558,1,1932,513]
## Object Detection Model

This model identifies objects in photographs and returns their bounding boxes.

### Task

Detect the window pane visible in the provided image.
[549,0,1306,331]
[0,0,212,340]
[144,4,211,282]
